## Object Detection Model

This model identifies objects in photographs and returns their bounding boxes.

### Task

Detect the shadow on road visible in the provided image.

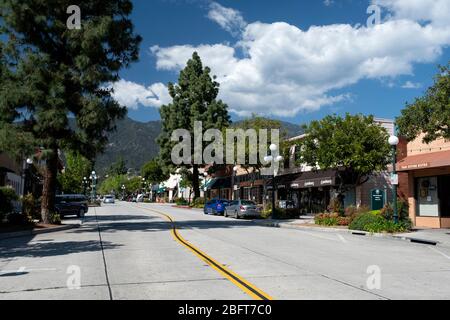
[0,237,121,259]
[68,213,259,235]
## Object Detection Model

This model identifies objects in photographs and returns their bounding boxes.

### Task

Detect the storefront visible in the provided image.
[288,170,338,214]
[397,149,450,228]
[267,170,341,214]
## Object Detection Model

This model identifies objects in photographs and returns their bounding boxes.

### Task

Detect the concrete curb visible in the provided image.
[0,224,79,241]
[253,220,440,246]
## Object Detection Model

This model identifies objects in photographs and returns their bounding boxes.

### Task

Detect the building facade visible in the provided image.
[397,133,450,228]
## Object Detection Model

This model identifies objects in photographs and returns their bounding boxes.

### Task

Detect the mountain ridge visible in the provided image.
[94,117,304,175]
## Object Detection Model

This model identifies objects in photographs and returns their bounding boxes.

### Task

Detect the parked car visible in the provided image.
[55,195,89,218]
[103,195,115,204]
[224,200,260,219]
[204,199,230,215]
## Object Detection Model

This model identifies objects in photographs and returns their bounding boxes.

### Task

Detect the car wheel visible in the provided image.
[77,209,85,218]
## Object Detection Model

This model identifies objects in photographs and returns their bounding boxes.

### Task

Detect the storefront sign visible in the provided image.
[400,162,429,170]
[290,183,300,189]
[320,179,333,185]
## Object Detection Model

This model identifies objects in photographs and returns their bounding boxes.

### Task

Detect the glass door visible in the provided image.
[416,177,440,217]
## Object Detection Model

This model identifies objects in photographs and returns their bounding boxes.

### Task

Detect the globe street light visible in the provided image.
[264,144,283,219]
[121,184,126,201]
[232,165,239,200]
[89,171,97,202]
[82,177,88,196]
[389,135,399,224]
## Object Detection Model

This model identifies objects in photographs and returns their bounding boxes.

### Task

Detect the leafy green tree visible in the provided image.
[58,151,92,194]
[158,52,230,199]
[0,0,141,223]
[107,156,128,177]
[233,115,288,173]
[98,175,123,196]
[298,114,391,199]
[397,63,450,143]
[141,158,168,184]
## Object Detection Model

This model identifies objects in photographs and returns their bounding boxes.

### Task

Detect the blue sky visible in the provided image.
[116,0,450,125]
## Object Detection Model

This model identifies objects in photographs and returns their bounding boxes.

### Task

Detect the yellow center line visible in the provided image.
[135,204,273,301]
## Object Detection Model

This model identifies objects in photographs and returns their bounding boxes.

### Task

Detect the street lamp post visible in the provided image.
[231,165,238,200]
[82,177,88,196]
[264,144,283,219]
[121,184,126,201]
[203,172,208,199]
[389,135,399,224]
[142,178,146,194]
[89,171,97,202]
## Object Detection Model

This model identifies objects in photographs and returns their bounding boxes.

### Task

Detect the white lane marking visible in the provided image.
[429,247,450,261]
[0,267,57,274]
[337,234,348,243]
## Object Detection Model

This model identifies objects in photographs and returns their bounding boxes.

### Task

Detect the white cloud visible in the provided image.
[121,0,450,117]
[323,0,335,7]
[111,80,171,109]
[207,2,247,37]
[372,0,450,26]
[401,81,422,89]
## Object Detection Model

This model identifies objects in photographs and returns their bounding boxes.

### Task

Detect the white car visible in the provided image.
[103,195,115,204]
[136,194,145,202]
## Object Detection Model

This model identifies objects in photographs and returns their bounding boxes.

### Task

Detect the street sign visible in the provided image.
[371,189,385,210]
[390,173,399,185]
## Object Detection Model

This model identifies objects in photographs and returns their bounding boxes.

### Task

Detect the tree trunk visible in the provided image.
[192,164,200,200]
[41,149,58,224]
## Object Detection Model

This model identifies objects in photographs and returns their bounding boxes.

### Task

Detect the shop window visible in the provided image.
[416,177,439,217]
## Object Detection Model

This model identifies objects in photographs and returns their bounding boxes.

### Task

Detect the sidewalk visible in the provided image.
[253,218,450,247]
[0,218,81,241]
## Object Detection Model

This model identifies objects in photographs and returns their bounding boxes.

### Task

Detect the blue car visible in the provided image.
[204,199,230,215]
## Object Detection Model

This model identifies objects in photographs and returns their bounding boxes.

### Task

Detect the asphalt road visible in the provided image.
[1,202,450,300]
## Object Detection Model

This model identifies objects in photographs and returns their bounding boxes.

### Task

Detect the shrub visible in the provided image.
[315,213,339,226]
[349,212,384,231]
[0,187,18,223]
[344,205,370,221]
[175,197,188,206]
[49,212,61,225]
[22,193,40,221]
[327,197,342,214]
[349,211,412,233]
[337,216,351,226]
[380,200,410,221]
[192,197,206,208]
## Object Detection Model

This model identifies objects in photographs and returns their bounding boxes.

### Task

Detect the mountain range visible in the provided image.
[94,117,304,175]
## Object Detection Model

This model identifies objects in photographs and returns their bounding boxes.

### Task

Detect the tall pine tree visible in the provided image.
[158,52,230,199]
[0,0,141,223]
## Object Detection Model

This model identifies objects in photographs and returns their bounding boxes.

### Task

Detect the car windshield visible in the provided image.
[241,200,256,206]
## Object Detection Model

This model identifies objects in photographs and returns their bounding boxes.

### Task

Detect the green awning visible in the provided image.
[157,187,166,194]
[204,178,218,190]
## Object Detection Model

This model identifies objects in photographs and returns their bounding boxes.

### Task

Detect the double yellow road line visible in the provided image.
[136,205,273,301]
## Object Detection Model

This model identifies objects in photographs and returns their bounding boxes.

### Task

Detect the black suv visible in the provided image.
[55,195,89,218]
